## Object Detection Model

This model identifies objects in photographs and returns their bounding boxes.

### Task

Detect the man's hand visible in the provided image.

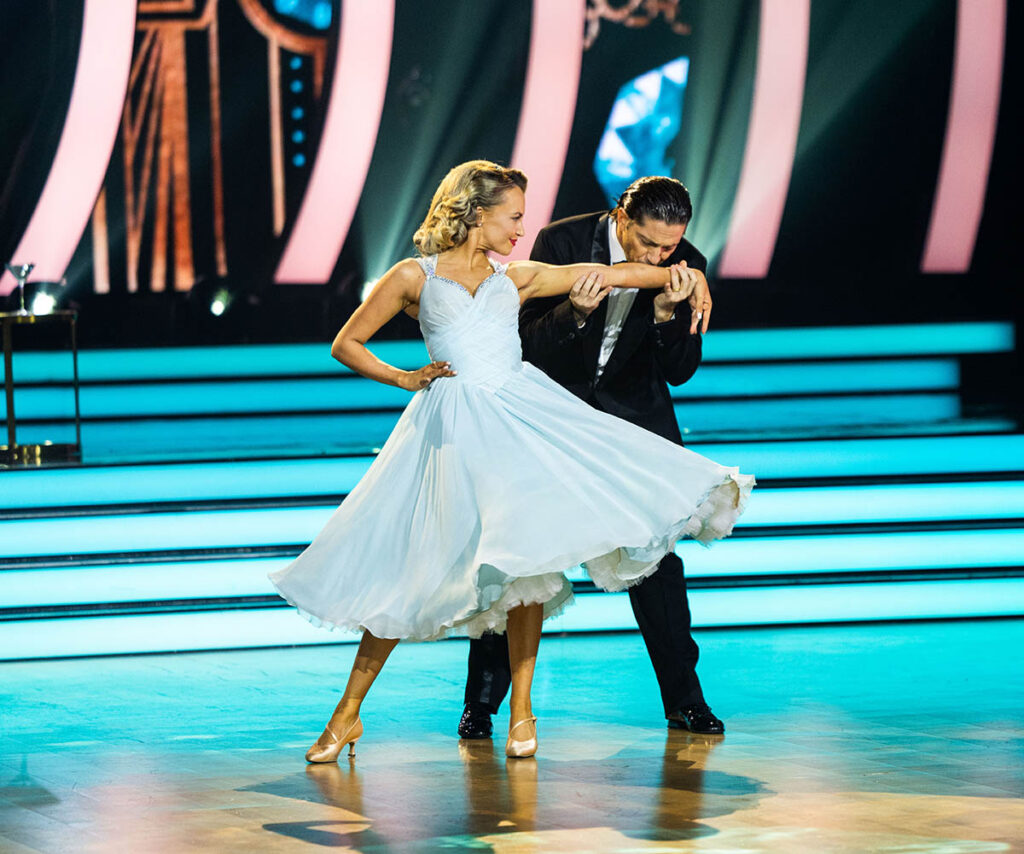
[686,266,712,334]
[569,271,611,326]
[654,263,697,325]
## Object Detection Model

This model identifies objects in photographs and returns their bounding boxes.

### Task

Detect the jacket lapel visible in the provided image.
[590,213,612,266]
[590,211,657,382]
[599,290,655,380]
[582,212,615,375]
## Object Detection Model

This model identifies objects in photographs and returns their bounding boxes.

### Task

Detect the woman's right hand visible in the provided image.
[399,361,457,390]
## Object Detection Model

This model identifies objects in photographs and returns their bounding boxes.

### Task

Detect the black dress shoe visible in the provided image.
[458,703,493,739]
[666,703,725,735]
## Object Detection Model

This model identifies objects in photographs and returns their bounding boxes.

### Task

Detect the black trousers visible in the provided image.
[463,551,704,716]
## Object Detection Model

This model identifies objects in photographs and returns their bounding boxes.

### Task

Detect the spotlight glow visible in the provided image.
[30,292,58,315]
[209,288,232,316]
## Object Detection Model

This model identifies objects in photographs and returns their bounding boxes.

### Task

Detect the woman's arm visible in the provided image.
[331,259,455,390]
[508,260,679,302]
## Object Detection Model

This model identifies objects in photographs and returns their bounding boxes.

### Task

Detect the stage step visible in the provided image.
[0,359,969,420]
[1,577,1022,661]
[14,409,1015,464]
[5,323,1013,383]
[4,434,1024,512]
[2,527,1022,609]
[2,467,1022,660]
[2,321,1016,463]
[3,481,1024,559]
[1,322,1019,659]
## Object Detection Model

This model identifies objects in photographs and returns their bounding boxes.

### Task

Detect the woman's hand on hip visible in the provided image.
[399,361,457,391]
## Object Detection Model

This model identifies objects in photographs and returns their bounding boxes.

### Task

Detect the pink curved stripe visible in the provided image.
[921,0,1005,273]
[1,1,137,294]
[718,0,809,279]
[506,0,587,261]
[275,0,394,284]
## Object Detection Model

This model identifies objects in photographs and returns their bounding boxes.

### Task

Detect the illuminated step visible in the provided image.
[743,481,1024,526]
[13,393,971,458]
[1,377,415,419]
[696,322,1013,361]
[0,557,289,608]
[2,528,1022,607]
[4,434,1024,511]
[1,576,1022,660]
[0,358,961,420]
[13,412,401,460]
[673,393,959,432]
[674,528,1024,579]
[3,322,1013,385]
[701,434,1024,481]
[673,359,958,398]
[3,483,1024,559]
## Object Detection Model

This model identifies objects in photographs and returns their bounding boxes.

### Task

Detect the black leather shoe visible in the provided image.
[666,703,725,735]
[458,703,493,739]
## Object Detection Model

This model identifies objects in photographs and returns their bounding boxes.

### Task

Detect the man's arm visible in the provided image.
[651,306,702,385]
[650,246,707,385]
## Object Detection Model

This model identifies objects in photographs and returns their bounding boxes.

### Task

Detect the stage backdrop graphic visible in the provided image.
[0,0,1016,347]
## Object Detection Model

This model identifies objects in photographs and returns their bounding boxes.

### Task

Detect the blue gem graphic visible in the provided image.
[593,57,689,206]
[274,0,332,31]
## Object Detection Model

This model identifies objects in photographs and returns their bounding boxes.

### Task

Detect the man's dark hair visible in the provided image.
[616,176,692,226]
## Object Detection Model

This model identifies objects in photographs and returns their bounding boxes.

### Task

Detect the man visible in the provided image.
[458,176,723,738]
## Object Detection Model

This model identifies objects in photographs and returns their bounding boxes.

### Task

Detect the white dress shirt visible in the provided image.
[595,217,637,379]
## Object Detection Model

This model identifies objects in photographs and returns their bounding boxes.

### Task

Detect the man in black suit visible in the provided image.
[458,176,723,738]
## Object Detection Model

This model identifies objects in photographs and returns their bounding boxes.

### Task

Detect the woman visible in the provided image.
[270,160,753,762]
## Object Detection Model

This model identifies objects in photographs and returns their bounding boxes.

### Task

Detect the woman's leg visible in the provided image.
[308,630,398,760]
[504,602,543,752]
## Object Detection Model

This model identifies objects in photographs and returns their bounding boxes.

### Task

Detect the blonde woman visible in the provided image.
[270,160,753,762]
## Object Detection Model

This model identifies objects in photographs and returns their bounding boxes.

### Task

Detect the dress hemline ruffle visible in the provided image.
[272,468,754,642]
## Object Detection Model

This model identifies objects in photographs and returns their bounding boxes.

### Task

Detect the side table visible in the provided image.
[1,310,82,465]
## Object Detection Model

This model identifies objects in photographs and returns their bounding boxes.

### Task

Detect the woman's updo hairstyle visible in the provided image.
[413,160,527,256]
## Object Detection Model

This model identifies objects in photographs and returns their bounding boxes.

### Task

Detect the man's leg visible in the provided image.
[627,552,724,733]
[459,632,512,738]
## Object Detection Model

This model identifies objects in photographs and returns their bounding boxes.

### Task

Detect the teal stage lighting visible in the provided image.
[4,435,1024,511]
[3,483,1024,560]
[2,527,1022,606]
[675,393,959,432]
[2,322,1012,384]
[0,359,961,420]
[2,577,1022,661]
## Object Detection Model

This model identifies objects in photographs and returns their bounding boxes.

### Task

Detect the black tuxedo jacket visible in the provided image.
[521,211,706,445]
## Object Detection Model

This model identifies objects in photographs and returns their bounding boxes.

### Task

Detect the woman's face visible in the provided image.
[478,187,526,255]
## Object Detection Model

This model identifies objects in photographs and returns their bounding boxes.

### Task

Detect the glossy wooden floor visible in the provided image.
[2,620,1022,853]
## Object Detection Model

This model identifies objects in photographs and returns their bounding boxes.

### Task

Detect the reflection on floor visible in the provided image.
[2,621,1022,853]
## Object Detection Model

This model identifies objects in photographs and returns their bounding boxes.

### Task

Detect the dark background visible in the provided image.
[0,0,1018,349]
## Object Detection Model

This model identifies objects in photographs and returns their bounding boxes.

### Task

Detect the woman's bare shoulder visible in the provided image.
[391,257,427,284]
[505,259,545,289]
[375,258,426,302]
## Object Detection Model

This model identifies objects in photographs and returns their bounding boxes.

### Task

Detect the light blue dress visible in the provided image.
[270,255,754,640]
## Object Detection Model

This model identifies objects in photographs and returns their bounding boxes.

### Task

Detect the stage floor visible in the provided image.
[2,620,1022,853]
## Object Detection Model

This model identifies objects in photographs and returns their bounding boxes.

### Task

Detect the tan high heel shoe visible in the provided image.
[305,717,363,763]
[506,716,538,758]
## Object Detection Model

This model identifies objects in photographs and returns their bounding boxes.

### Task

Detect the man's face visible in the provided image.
[614,209,687,265]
